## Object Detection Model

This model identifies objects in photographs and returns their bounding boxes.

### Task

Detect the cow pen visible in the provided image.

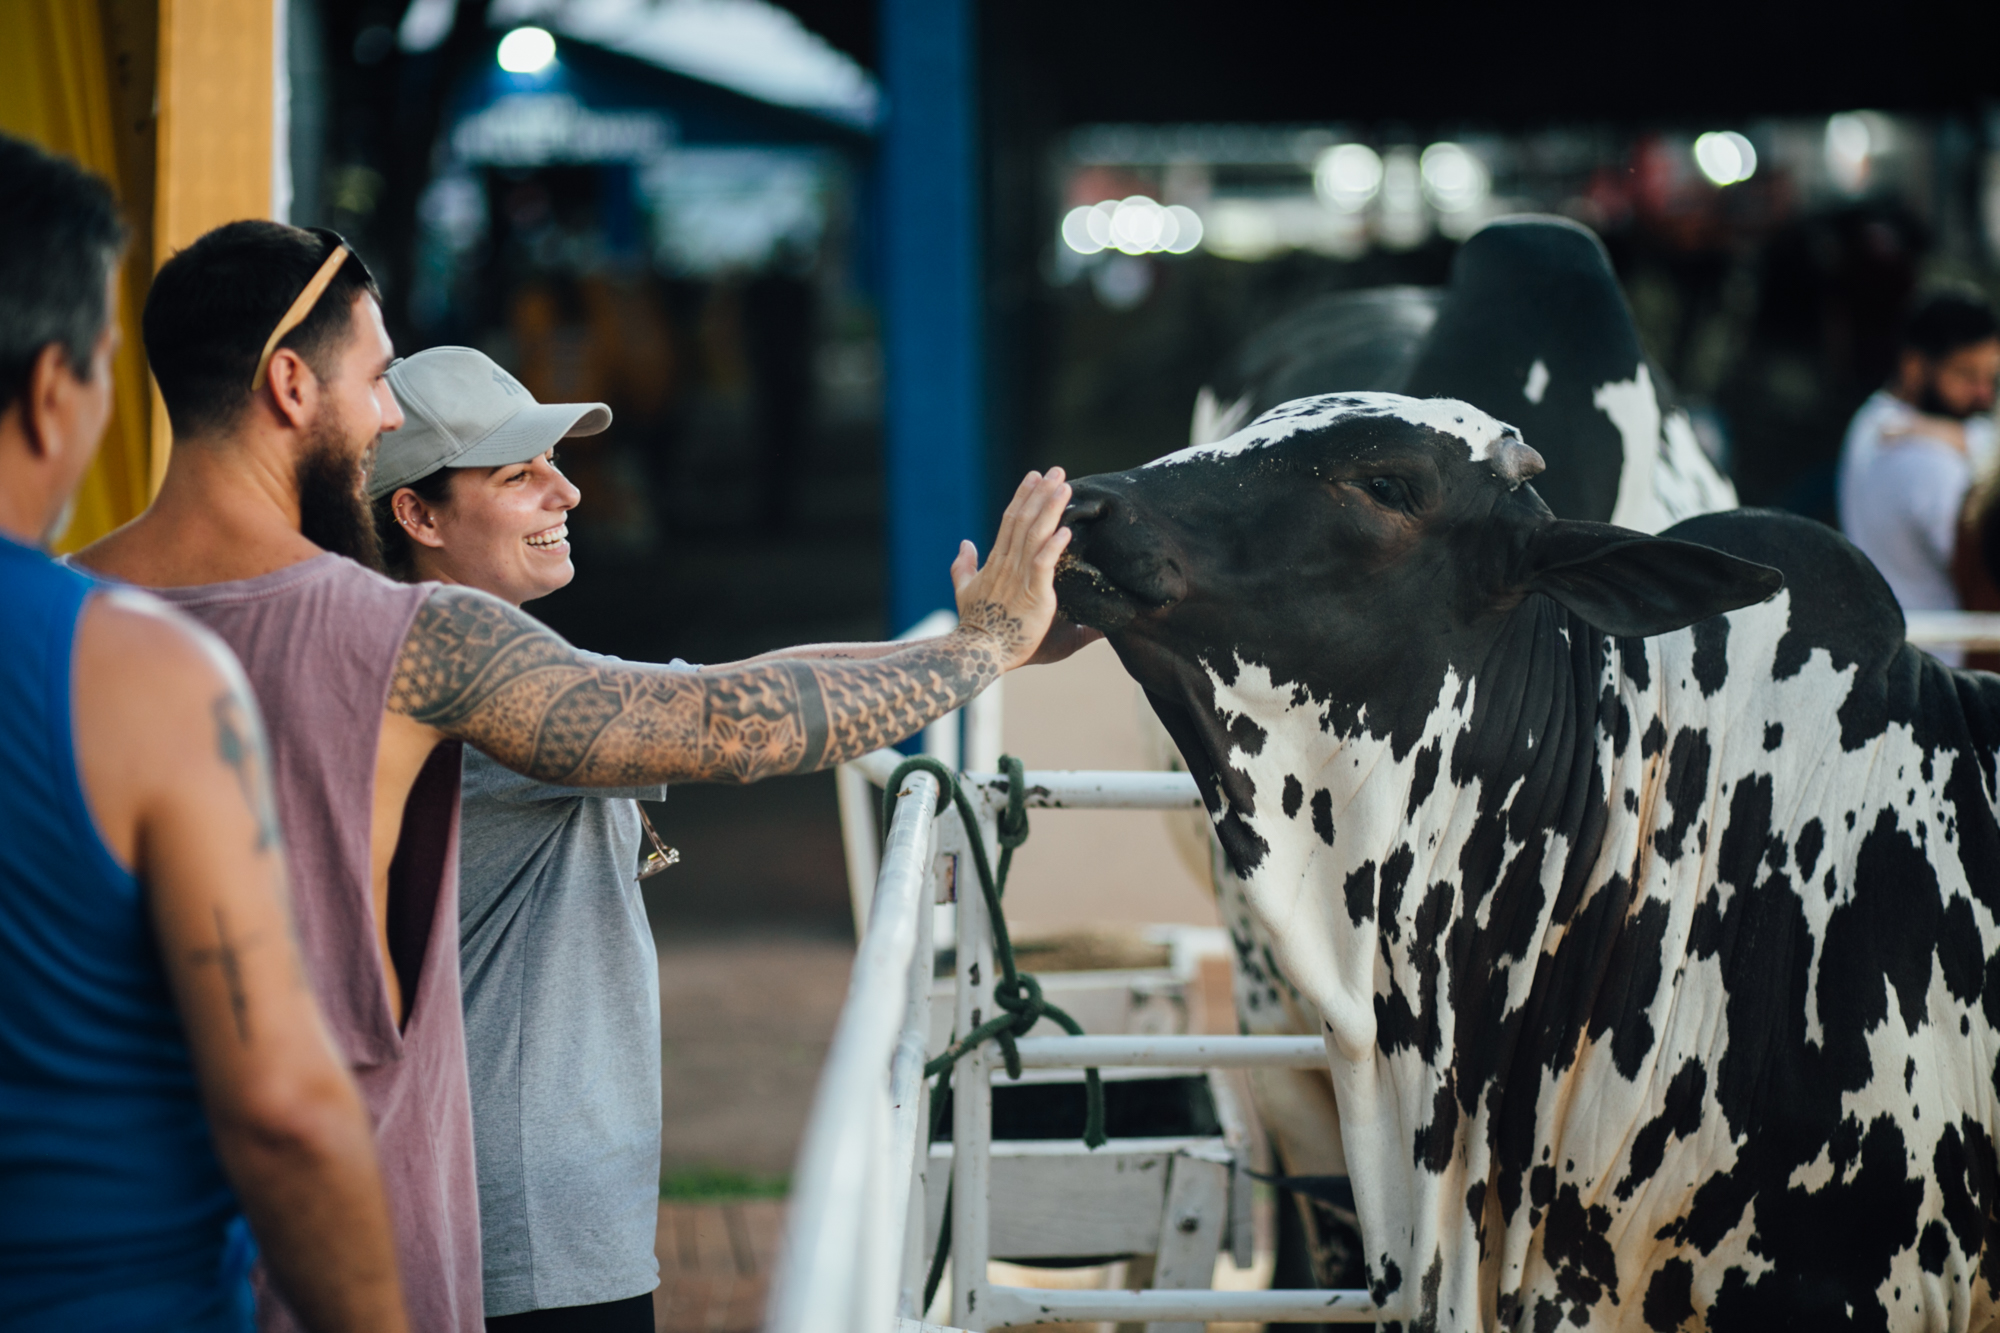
[763,612,2000,1333]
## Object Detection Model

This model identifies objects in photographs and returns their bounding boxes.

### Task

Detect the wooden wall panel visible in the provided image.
[151,0,276,488]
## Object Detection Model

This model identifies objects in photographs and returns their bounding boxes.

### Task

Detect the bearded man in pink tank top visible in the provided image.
[75,221,1088,1333]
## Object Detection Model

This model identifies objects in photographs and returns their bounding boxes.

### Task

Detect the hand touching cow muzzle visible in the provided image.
[950,468,1104,670]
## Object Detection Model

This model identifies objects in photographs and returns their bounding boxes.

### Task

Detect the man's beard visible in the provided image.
[1917,379,1980,422]
[296,410,383,571]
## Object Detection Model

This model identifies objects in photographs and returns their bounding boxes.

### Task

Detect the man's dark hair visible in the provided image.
[1902,285,2000,361]
[0,133,127,418]
[370,466,456,582]
[144,220,380,437]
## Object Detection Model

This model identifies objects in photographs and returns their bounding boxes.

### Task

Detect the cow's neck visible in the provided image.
[1189,594,1611,1060]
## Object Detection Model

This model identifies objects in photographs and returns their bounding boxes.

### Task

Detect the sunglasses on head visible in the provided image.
[249,228,375,392]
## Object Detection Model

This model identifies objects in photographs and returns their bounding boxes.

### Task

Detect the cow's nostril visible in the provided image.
[1062,495,1110,528]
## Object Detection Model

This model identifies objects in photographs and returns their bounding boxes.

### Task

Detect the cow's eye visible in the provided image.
[1365,476,1410,508]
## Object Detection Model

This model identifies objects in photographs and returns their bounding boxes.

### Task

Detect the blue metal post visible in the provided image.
[879,0,982,633]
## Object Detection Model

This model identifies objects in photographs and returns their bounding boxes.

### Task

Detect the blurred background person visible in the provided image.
[1837,287,2000,662]
[0,133,406,1333]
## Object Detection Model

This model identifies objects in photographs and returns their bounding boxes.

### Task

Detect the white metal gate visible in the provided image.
[767,740,1397,1330]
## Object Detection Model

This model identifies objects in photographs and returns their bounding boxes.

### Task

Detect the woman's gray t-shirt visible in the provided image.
[457,731,672,1317]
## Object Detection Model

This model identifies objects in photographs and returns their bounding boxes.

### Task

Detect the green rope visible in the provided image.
[887,753,1107,1316]
[883,754,1105,1146]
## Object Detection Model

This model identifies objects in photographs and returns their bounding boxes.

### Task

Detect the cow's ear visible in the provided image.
[1516,520,1784,637]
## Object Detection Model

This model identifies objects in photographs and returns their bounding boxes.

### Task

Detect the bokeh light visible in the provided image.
[1059,196,1203,255]
[497,26,557,74]
[1693,131,1757,187]
[1419,142,1489,212]
[1313,143,1383,212]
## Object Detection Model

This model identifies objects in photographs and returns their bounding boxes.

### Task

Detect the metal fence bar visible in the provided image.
[1904,612,2000,650]
[963,768,1202,809]
[888,844,938,1317]
[1008,1034,1328,1068]
[983,1285,1397,1325]
[837,762,884,934]
[950,796,997,1328]
[767,769,940,1333]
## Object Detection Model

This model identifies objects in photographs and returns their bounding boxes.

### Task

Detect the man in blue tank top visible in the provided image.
[0,133,409,1333]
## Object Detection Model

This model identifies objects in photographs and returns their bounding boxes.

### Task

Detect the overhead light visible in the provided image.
[1161,204,1203,254]
[1693,131,1757,187]
[1061,206,1104,255]
[498,26,557,74]
[1060,196,1204,256]
[1825,112,1877,194]
[1314,143,1382,212]
[1419,142,1489,212]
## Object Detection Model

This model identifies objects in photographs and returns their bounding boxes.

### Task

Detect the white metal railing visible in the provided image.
[764,762,941,1333]
[772,736,1399,1329]
[1905,611,2000,651]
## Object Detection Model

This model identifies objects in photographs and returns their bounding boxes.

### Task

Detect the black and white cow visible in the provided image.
[1058,392,2000,1330]
[1188,216,1742,1292]
[1191,216,1736,528]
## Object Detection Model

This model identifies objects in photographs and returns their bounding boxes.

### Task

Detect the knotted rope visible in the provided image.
[883,755,1106,1145]
[883,754,1107,1313]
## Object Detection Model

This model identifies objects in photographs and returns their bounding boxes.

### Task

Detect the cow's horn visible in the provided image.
[1491,435,1545,489]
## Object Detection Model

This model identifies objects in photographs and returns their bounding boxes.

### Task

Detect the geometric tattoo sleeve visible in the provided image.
[386,586,1024,785]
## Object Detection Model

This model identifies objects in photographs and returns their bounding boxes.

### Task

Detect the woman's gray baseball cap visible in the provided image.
[366,346,611,500]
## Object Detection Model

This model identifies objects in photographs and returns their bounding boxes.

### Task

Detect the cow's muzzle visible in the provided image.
[1055,484,1188,630]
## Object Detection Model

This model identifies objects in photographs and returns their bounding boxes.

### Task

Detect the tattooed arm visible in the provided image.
[73,591,408,1333]
[388,468,1079,785]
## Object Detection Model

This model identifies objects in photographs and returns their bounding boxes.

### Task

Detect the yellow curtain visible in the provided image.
[0,0,157,551]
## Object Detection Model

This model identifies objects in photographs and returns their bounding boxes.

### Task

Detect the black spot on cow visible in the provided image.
[1343,861,1377,927]
[1369,1254,1403,1305]
[1822,867,1838,901]
[1588,896,1670,1079]
[1414,1076,1458,1173]
[1618,1059,1706,1201]
[1831,808,1943,1040]
[1600,685,1632,757]
[1618,635,1651,692]
[1904,1056,1917,1093]
[1529,1163,1555,1214]
[1763,722,1783,751]
[1377,880,1454,1064]
[1918,1219,1951,1275]
[1228,711,1267,756]
[1688,887,1724,959]
[1690,616,1730,697]
[1623,788,1639,813]
[1641,716,1667,759]
[1642,1258,1696,1331]
[1413,1252,1444,1332]
[1651,728,1712,864]
[1281,774,1304,820]
[1794,817,1823,881]
[1544,1183,1619,1310]
[1933,1118,2000,1286]
[1705,1115,1922,1330]
[1940,896,1984,1006]
[1465,1179,1487,1234]
[1407,737,1442,819]
[1311,787,1335,846]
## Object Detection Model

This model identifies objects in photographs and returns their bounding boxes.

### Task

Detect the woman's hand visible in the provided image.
[948,468,1082,672]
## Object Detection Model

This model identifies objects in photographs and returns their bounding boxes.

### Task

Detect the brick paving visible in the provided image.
[653,1200,785,1333]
